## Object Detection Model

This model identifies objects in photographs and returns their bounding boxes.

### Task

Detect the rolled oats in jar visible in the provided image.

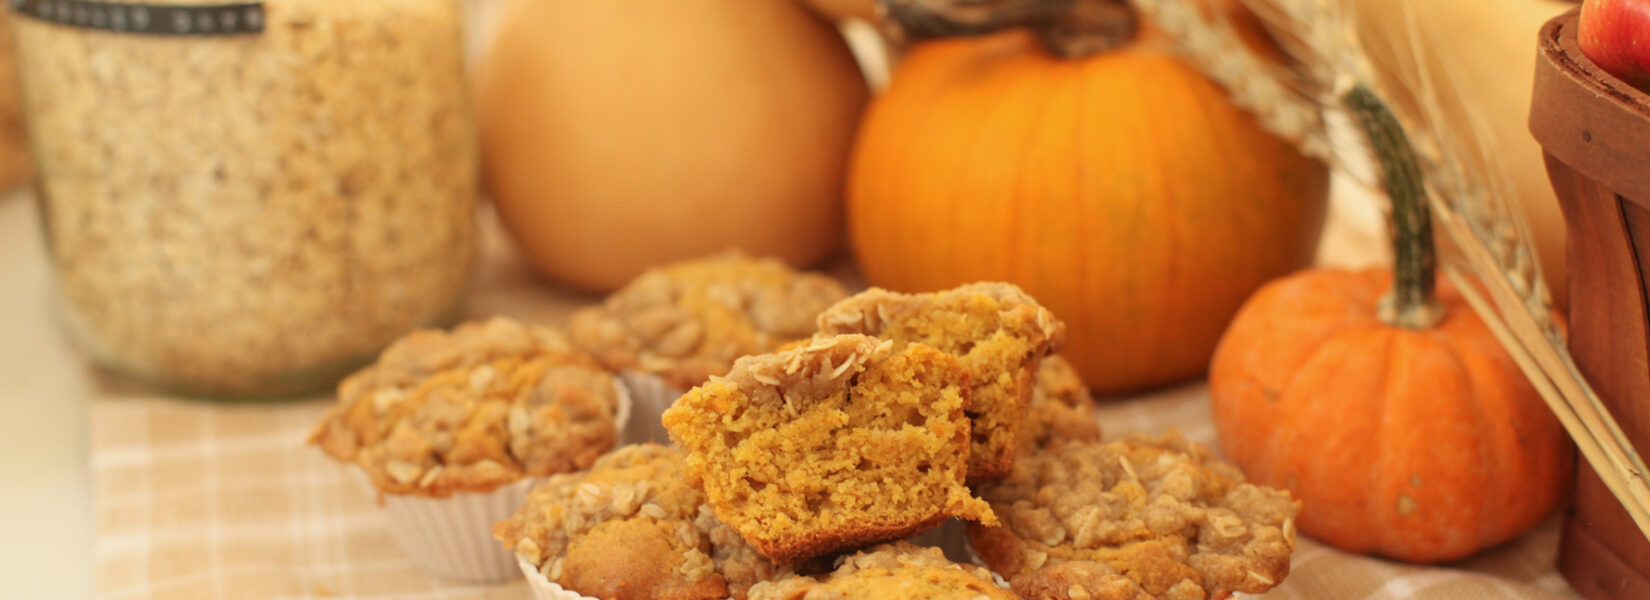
[17,0,478,397]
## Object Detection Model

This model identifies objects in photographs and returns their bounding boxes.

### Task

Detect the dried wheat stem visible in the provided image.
[1436,197,1648,480]
[1127,0,1330,159]
[1444,266,1650,539]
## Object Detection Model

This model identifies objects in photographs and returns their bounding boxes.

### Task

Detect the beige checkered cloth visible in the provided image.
[90,213,1585,600]
[91,384,1583,600]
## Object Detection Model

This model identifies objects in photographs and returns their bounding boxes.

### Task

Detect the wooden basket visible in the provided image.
[1529,9,1650,600]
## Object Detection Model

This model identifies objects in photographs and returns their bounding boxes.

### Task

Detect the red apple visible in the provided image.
[1579,0,1650,93]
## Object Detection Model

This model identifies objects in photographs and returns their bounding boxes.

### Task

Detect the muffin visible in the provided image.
[495,444,792,600]
[815,282,1065,482]
[748,541,1015,600]
[968,433,1300,600]
[662,334,996,564]
[1021,355,1102,451]
[310,316,626,581]
[569,251,849,386]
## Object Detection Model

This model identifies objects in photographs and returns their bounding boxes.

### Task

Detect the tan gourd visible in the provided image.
[476,0,869,292]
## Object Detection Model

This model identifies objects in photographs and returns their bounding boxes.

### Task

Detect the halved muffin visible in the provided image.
[815,282,1065,482]
[662,334,996,564]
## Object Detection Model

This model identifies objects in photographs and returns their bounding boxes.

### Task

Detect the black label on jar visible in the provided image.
[11,1,264,36]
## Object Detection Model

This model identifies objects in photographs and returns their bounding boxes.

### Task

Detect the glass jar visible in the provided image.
[0,8,31,190]
[16,0,478,398]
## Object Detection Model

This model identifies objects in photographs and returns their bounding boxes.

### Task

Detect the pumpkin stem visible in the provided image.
[879,0,1137,58]
[1341,82,1445,330]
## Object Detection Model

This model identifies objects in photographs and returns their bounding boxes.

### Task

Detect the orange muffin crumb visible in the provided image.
[816,282,1065,482]
[663,334,996,564]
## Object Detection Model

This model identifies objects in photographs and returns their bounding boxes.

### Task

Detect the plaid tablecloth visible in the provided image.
[90,385,1582,600]
[89,203,1585,599]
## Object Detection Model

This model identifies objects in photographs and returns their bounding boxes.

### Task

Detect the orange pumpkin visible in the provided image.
[846,23,1328,394]
[1209,86,1573,563]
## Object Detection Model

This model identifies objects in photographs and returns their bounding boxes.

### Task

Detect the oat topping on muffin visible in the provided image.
[663,334,995,565]
[815,282,1065,482]
[748,541,1016,600]
[1022,355,1102,451]
[309,317,619,497]
[494,444,789,600]
[569,251,849,389]
[969,433,1299,600]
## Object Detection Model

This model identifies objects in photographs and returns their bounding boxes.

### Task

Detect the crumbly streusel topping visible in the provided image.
[816,283,1064,349]
[310,317,617,497]
[971,433,1299,600]
[748,541,1015,600]
[494,444,786,600]
[1022,355,1102,451]
[568,251,849,389]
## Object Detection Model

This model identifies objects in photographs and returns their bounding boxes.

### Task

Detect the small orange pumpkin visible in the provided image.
[846,4,1328,395]
[1209,86,1573,563]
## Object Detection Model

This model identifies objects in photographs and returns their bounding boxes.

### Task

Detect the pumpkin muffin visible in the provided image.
[1021,355,1102,451]
[816,282,1065,482]
[968,433,1300,600]
[495,444,791,600]
[310,317,621,496]
[568,251,850,390]
[662,334,996,564]
[748,541,1015,600]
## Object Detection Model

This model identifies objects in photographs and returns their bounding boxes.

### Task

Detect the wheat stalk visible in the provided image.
[1129,0,1331,160]
[1136,0,1650,538]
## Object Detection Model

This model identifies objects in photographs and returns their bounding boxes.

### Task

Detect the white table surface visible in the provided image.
[1,191,95,599]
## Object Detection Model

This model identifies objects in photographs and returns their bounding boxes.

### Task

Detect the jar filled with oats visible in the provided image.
[17,0,478,398]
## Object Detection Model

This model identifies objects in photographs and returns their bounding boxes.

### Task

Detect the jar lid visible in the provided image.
[11,0,264,36]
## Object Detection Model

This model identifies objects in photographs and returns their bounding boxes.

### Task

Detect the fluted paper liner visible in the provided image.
[618,369,685,445]
[518,556,600,600]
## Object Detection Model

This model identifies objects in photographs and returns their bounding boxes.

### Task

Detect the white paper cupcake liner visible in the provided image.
[518,556,600,600]
[348,469,538,581]
[618,369,686,445]
[339,377,631,582]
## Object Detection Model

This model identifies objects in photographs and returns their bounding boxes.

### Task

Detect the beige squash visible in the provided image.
[476,0,870,292]
[1352,0,1572,307]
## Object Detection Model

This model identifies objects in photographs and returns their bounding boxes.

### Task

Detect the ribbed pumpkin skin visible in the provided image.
[846,30,1328,395]
[1209,268,1573,563]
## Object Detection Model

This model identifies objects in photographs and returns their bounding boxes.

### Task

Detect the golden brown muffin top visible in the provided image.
[749,541,1016,600]
[1021,355,1102,452]
[309,317,619,497]
[494,444,788,600]
[569,251,849,390]
[970,433,1299,600]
